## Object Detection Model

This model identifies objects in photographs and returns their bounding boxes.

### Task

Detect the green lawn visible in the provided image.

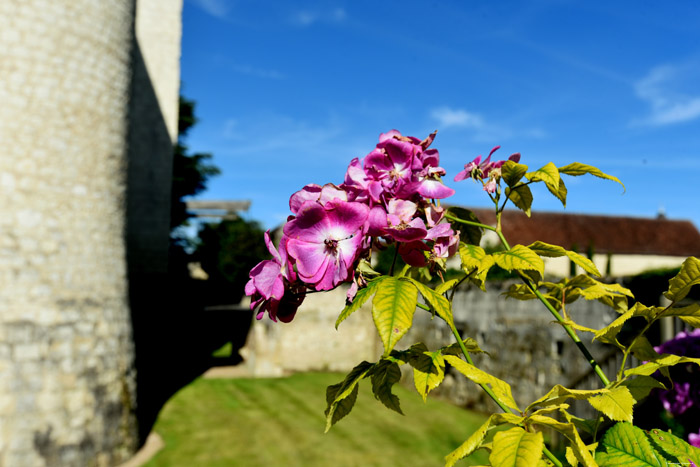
[145,372,489,467]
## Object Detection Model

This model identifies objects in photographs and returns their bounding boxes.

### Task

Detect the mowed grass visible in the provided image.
[145,372,489,467]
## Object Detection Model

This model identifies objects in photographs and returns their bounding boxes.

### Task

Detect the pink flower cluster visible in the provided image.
[245,130,459,322]
[453,145,520,193]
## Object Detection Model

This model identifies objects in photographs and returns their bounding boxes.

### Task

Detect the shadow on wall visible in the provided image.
[125,39,253,445]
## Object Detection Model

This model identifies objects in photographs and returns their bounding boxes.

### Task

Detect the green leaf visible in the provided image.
[665,257,700,303]
[490,427,544,467]
[630,336,663,362]
[528,414,597,467]
[369,359,403,414]
[596,422,670,466]
[547,177,568,207]
[444,355,520,411]
[407,344,445,402]
[448,207,485,246]
[559,162,625,192]
[503,283,538,301]
[594,308,635,347]
[647,428,700,466]
[527,385,607,412]
[371,276,418,355]
[619,376,666,402]
[436,278,461,295]
[588,386,635,423]
[501,160,529,187]
[625,354,700,377]
[336,276,387,328]
[324,361,374,432]
[527,241,601,277]
[493,245,545,276]
[526,162,561,195]
[459,243,495,291]
[445,416,494,467]
[505,184,533,216]
[663,302,700,327]
[405,277,454,327]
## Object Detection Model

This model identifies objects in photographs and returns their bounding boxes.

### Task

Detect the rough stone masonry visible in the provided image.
[0,1,181,465]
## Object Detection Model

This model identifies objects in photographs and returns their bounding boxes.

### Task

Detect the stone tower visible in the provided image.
[0,1,182,465]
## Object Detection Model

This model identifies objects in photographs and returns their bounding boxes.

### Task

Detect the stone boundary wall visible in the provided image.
[242,282,617,416]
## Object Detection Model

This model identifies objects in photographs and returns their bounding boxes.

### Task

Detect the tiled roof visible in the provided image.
[466,208,700,257]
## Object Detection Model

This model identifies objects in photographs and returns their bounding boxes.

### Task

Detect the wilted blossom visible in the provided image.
[245,231,305,322]
[454,145,521,193]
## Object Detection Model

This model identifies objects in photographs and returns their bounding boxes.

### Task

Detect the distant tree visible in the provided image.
[195,219,268,304]
[170,96,220,231]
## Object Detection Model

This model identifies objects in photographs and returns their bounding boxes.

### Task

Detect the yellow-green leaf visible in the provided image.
[459,243,495,291]
[593,308,635,346]
[490,427,544,467]
[336,276,387,328]
[619,376,666,402]
[526,162,561,194]
[527,385,607,412]
[625,354,700,377]
[405,277,454,327]
[493,245,544,276]
[371,276,418,355]
[664,302,700,327]
[547,176,568,207]
[559,162,625,192]
[445,416,494,467]
[501,160,529,187]
[588,386,635,423]
[528,415,597,467]
[664,257,700,303]
[527,241,601,277]
[436,278,461,295]
[407,343,446,402]
[505,184,533,216]
[444,355,520,411]
[325,361,374,432]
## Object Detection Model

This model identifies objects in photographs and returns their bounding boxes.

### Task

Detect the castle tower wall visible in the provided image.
[0,1,182,465]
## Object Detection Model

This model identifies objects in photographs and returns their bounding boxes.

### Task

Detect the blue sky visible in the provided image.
[180,0,700,231]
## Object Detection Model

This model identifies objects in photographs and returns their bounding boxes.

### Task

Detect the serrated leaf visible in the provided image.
[625,354,700,377]
[336,276,387,328]
[505,184,533,216]
[596,422,670,466]
[493,245,544,276]
[588,386,635,423]
[554,318,598,334]
[503,283,538,301]
[324,361,374,431]
[369,359,403,414]
[648,428,700,466]
[526,162,561,194]
[405,277,454,327]
[620,376,666,402]
[371,276,418,355]
[444,355,520,411]
[407,345,445,402]
[665,257,700,303]
[490,427,544,467]
[664,302,700,327]
[594,308,635,346]
[445,416,494,467]
[527,385,608,412]
[559,162,625,191]
[459,243,495,291]
[547,176,568,207]
[528,241,601,277]
[436,278,461,295]
[502,160,529,187]
[528,415,597,467]
[630,336,663,362]
[448,207,485,245]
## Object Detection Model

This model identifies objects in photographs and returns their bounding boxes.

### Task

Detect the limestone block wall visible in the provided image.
[0,1,182,465]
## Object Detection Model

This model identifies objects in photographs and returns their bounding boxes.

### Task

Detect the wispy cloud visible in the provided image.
[230,63,285,80]
[187,0,230,19]
[633,61,700,126]
[430,106,546,143]
[290,7,346,27]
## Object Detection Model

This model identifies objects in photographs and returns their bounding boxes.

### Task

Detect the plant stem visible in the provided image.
[446,316,563,467]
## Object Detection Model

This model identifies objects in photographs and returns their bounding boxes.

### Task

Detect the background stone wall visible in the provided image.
[0,1,181,465]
